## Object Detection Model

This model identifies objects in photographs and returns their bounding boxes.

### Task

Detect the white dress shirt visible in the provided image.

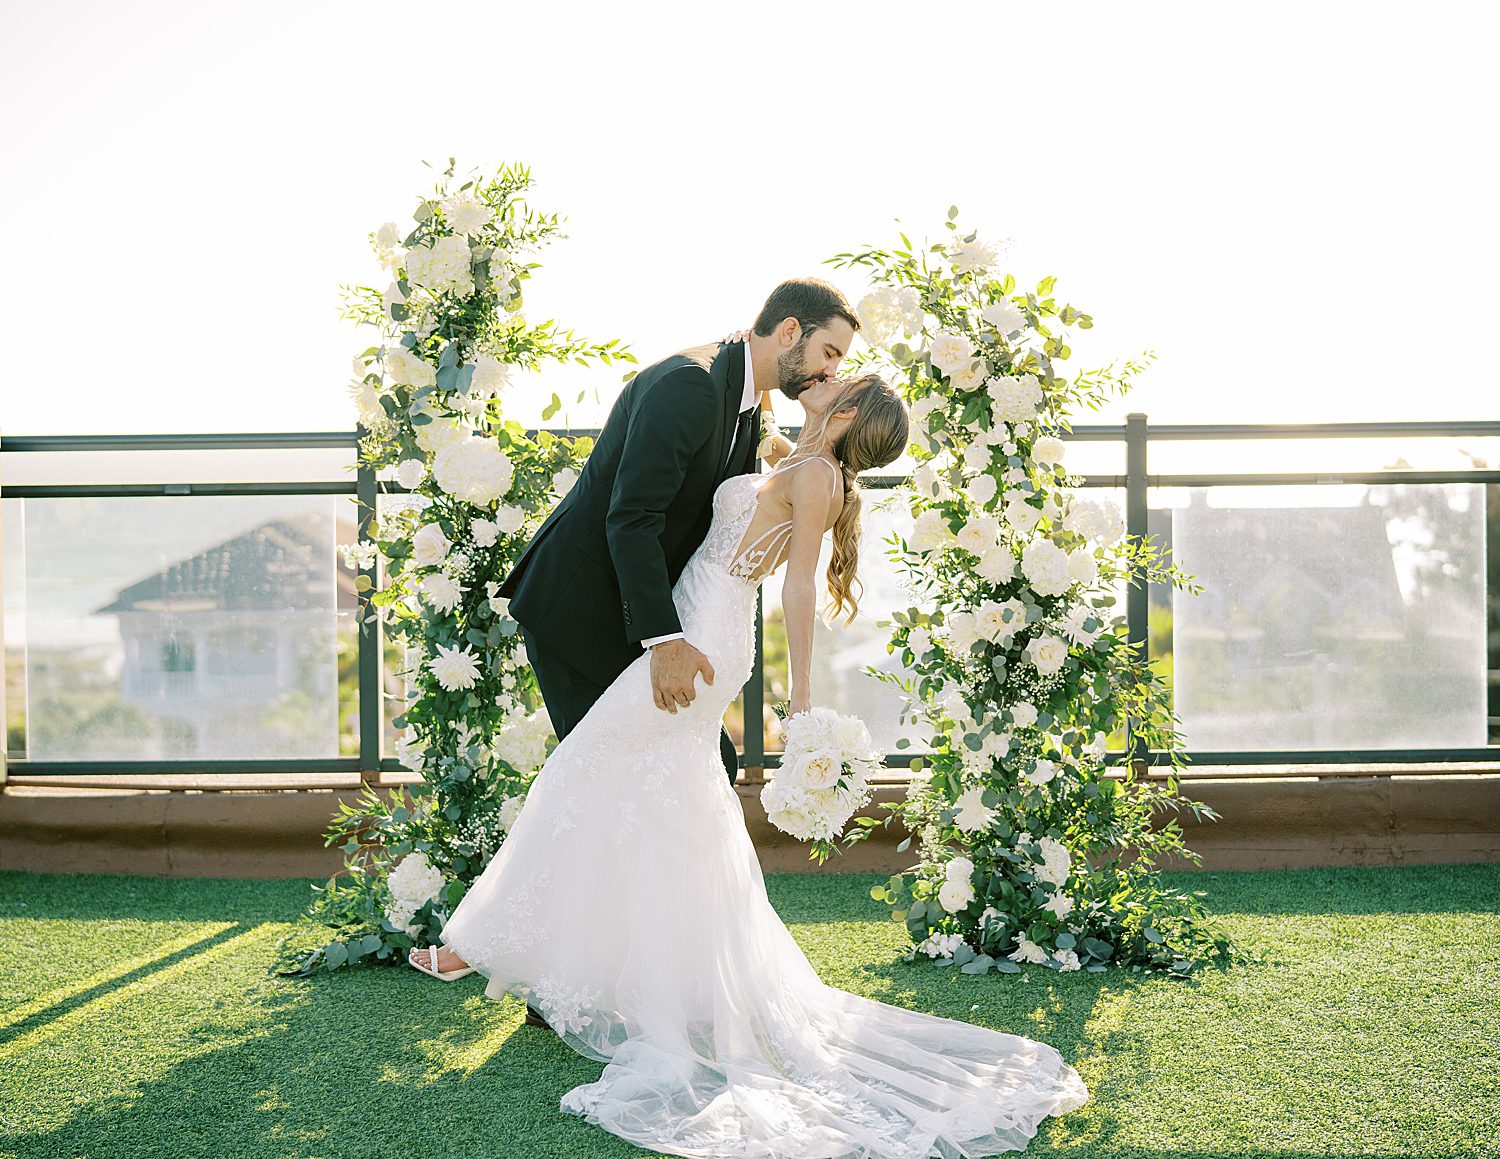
[641,340,758,650]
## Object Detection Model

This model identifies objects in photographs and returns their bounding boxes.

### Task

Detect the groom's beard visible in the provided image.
[775,345,823,399]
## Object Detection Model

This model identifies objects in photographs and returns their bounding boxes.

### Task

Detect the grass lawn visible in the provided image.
[1,863,1496,1159]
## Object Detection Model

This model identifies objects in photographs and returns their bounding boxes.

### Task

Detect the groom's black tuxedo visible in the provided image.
[498,340,760,780]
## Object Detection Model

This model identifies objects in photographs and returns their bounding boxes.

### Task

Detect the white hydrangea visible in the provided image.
[1066,497,1126,545]
[405,234,474,297]
[987,374,1043,424]
[918,931,968,959]
[470,354,511,397]
[857,285,924,347]
[942,608,982,654]
[493,708,553,773]
[908,392,946,433]
[1021,538,1073,597]
[497,793,526,832]
[432,436,515,507]
[375,221,402,249]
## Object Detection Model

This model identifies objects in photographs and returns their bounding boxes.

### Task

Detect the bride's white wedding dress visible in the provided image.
[438,455,1089,1158]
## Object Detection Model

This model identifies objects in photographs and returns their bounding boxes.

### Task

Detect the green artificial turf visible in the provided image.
[1,864,1496,1159]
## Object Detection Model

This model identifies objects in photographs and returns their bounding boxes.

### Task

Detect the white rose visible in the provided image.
[492,504,526,534]
[908,626,933,657]
[552,467,578,496]
[1066,548,1099,587]
[945,855,975,882]
[798,749,842,790]
[1032,435,1066,466]
[962,441,994,474]
[949,362,987,393]
[383,344,437,390]
[1025,634,1069,676]
[394,458,426,490]
[1004,493,1043,533]
[937,877,976,914]
[411,522,452,567]
[957,514,1002,557]
[1010,701,1038,728]
[928,332,976,378]
[965,473,998,506]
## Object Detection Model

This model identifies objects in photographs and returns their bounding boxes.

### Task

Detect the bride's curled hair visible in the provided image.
[795,373,909,625]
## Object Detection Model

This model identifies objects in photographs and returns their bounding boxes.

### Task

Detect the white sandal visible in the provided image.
[408,944,476,982]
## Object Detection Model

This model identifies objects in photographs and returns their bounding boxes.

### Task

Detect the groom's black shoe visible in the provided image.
[524,1003,555,1032]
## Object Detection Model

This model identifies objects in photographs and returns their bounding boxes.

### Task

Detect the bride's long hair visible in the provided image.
[789,373,909,625]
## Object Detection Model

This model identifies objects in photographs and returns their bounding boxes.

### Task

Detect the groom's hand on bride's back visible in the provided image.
[649,638,714,713]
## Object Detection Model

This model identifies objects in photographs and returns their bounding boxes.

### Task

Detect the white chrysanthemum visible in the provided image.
[384,344,437,390]
[432,436,515,507]
[943,608,982,654]
[440,192,494,235]
[937,876,975,914]
[1044,892,1075,920]
[987,374,1043,424]
[1010,701,1039,728]
[428,640,480,690]
[404,234,475,298]
[907,626,933,656]
[470,518,499,548]
[394,732,426,772]
[1021,538,1072,597]
[347,378,383,425]
[1025,634,1069,675]
[981,299,1027,335]
[497,794,525,831]
[949,235,999,274]
[976,548,1016,586]
[952,786,995,832]
[1034,837,1072,887]
[1025,758,1060,786]
[1032,435,1066,466]
[1008,936,1049,964]
[410,522,452,567]
[928,332,976,377]
[391,458,424,490]
[470,354,511,398]
[419,572,464,614]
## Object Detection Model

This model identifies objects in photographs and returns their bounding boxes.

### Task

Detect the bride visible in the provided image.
[408,369,1089,1157]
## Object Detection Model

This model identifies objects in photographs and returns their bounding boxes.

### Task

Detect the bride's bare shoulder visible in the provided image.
[780,456,843,529]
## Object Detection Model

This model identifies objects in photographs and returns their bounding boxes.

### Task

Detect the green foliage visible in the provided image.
[825,210,1240,975]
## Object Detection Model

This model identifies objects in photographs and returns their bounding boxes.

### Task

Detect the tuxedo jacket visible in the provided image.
[497,340,760,689]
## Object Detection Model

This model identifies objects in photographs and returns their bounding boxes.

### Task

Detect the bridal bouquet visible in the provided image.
[761,707,883,864]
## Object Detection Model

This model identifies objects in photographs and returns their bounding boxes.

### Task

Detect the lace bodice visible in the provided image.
[696,455,841,586]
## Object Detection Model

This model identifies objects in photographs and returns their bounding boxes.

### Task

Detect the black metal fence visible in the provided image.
[4,417,1498,779]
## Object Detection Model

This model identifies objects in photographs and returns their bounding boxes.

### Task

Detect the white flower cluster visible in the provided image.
[492,706,553,775]
[937,854,976,913]
[385,851,445,936]
[432,435,516,508]
[916,931,967,959]
[858,285,924,348]
[405,234,475,298]
[760,708,880,844]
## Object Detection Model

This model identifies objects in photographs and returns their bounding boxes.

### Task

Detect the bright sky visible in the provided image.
[3,0,1496,444]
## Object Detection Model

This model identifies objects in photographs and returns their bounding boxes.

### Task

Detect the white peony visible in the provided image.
[949,235,999,274]
[977,598,1026,644]
[928,332,976,378]
[470,518,499,548]
[1021,538,1073,597]
[981,299,1027,335]
[1066,497,1126,545]
[907,626,933,656]
[410,522,452,567]
[1054,948,1082,972]
[1009,701,1039,728]
[957,514,1002,557]
[428,640,480,691]
[383,344,438,390]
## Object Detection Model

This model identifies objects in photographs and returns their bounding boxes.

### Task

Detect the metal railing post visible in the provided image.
[355,425,381,784]
[1125,412,1149,770]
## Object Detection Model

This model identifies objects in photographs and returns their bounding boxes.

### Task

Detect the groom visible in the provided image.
[497,277,859,786]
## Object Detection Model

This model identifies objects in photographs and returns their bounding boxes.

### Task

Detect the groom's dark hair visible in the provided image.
[752,277,861,339]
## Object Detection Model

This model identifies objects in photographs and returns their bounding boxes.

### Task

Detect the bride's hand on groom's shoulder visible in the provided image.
[721,328,751,345]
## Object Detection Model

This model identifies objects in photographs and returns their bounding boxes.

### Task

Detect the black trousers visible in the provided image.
[519,624,738,786]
